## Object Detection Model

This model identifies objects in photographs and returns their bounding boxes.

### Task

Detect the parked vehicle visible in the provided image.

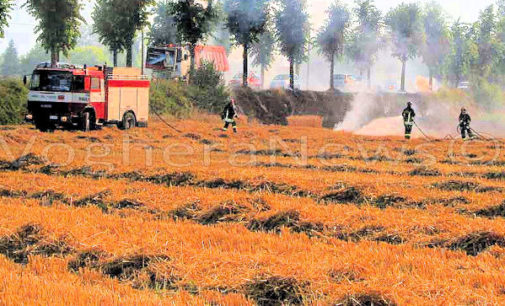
[382,80,400,93]
[146,44,229,79]
[333,74,353,89]
[228,72,262,89]
[457,81,471,90]
[270,74,301,90]
[25,63,150,132]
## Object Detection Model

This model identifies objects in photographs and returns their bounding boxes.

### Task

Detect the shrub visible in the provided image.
[0,78,28,125]
[149,79,193,118]
[471,78,505,111]
[188,61,229,113]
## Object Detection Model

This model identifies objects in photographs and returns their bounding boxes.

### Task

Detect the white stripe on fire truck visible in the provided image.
[28,91,98,104]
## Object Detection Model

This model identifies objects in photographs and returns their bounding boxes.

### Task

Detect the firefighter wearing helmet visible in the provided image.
[459,107,475,140]
[222,97,239,133]
[402,102,416,140]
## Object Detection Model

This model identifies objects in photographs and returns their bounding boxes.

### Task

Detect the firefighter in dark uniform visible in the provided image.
[402,102,416,139]
[459,107,475,140]
[222,98,239,133]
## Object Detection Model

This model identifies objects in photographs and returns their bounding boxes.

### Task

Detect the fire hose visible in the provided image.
[412,120,433,141]
[456,125,502,142]
[151,79,182,134]
[470,128,495,141]
[151,108,182,133]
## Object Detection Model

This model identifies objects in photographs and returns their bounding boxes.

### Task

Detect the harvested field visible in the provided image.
[1,117,505,304]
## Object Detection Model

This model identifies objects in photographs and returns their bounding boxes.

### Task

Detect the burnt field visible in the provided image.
[0,117,504,304]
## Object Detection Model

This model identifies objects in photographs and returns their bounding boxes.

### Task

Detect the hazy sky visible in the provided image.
[0,0,497,56]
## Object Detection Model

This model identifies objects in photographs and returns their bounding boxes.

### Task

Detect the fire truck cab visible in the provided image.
[146,45,229,79]
[25,63,150,132]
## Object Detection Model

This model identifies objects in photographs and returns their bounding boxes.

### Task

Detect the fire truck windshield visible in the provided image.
[30,71,85,92]
[146,49,176,69]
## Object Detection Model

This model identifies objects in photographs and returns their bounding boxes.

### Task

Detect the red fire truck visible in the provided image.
[25,63,150,132]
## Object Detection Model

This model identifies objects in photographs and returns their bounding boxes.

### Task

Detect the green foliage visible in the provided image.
[447,21,477,87]
[0,79,28,125]
[149,0,178,45]
[475,5,498,79]
[224,0,268,47]
[150,79,193,118]
[116,0,154,67]
[318,1,350,89]
[275,0,310,89]
[150,62,229,117]
[318,1,350,61]
[77,23,101,47]
[421,2,450,82]
[250,24,276,88]
[24,0,85,65]
[275,0,309,62]
[93,0,153,67]
[208,2,233,55]
[0,0,12,38]
[170,0,216,46]
[187,61,229,113]
[386,3,424,91]
[62,46,111,66]
[471,77,505,111]
[346,0,381,75]
[250,27,276,70]
[225,0,269,86]
[1,40,19,76]
[93,0,125,60]
[170,0,217,71]
[386,3,424,62]
[19,46,50,75]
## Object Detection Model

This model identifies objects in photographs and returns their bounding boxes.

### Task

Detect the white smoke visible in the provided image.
[335,92,378,131]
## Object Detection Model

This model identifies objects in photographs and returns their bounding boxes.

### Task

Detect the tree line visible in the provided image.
[1,0,505,93]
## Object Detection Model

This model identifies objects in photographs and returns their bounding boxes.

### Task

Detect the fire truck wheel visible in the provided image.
[121,112,137,130]
[35,119,53,132]
[81,111,95,132]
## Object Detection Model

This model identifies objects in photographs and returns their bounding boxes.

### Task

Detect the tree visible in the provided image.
[19,46,50,75]
[93,0,153,67]
[170,0,217,72]
[0,0,12,38]
[447,20,476,87]
[494,1,505,81]
[224,0,268,87]
[24,0,85,67]
[208,0,233,55]
[148,0,178,45]
[250,26,276,89]
[275,0,310,90]
[93,0,124,66]
[78,23,101,47]
[421,3,449,90]
[62,46,112,67]
[347,0,382,88]
[116,0,154,67]
[317,1,350,90]
[1,40,19,76]
[475,5,497,79]
[385,3,424,92]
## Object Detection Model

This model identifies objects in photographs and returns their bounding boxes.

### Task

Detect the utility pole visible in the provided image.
[306,30,311,90]
[141,29,145,75]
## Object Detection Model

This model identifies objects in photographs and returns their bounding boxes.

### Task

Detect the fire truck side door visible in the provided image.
[84,76,91,91]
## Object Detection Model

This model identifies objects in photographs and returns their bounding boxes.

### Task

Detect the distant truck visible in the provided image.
[25,63,150,132]
[145,44,229,79]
